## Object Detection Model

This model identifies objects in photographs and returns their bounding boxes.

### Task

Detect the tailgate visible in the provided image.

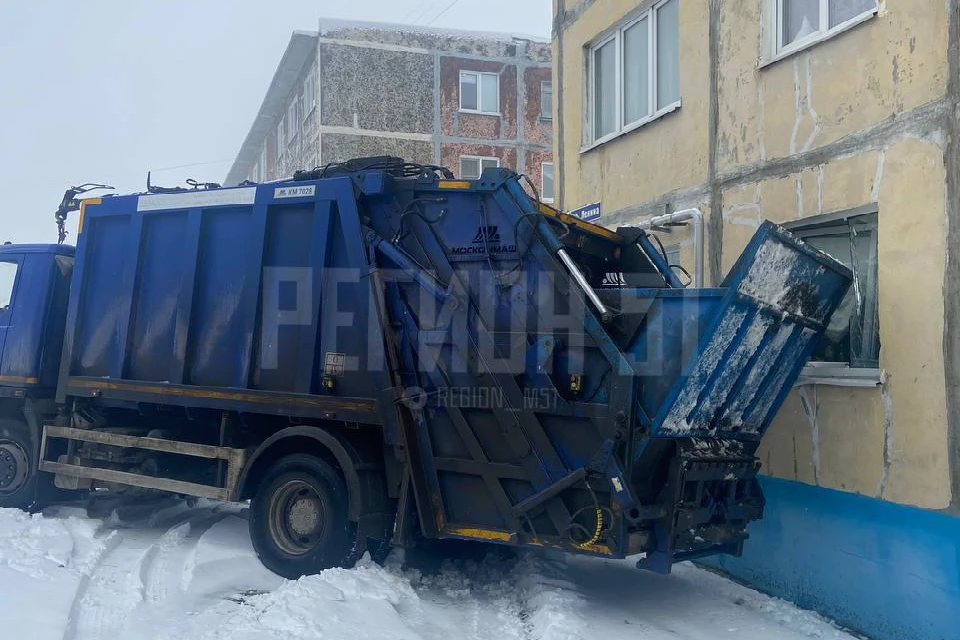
[650,221,853,438]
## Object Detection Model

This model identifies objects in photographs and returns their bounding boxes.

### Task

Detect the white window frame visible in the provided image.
[459,71,500,116]
[459,155,500,180]
[583,0,681,151]
[540,81,552,120]
[763,0,878,66]
[303,66,317,117]
[287,99,300,142]
[541,162,554,203]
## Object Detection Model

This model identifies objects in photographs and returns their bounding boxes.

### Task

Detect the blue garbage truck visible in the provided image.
[0,157,851,578]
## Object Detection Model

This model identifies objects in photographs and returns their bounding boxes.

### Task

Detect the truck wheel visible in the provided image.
[249,454,361,579]
[0,419,42,511]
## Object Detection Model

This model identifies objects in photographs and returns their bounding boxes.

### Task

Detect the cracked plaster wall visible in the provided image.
[555,0,953,509]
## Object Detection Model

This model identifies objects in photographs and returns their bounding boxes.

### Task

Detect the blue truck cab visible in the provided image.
[0,243,74,390]
[0,157,852,580]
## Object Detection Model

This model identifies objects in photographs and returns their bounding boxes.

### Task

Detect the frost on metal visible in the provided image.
[737,237,830,323]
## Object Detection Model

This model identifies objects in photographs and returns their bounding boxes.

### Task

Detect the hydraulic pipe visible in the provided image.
[633,208,705,287]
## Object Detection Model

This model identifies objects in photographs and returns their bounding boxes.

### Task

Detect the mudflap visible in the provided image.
[636,439,764,573]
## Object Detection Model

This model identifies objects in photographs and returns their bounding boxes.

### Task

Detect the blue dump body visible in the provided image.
[15,159,851,573]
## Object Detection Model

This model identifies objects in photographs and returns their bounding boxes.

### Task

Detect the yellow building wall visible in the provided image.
[555,0,953,509]
[556,0,711,214]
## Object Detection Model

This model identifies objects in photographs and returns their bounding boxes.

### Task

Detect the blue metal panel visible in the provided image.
[128,213,185,382]
[649,222,852,438]
[702,477,960,640]
[72,214,135,378]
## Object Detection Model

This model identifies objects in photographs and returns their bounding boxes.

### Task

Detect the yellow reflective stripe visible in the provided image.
[445,526,512,542]
[437,180,472,189]
[77,198,102,235]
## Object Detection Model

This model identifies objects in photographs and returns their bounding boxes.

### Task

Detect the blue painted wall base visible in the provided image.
[698,476,960,640]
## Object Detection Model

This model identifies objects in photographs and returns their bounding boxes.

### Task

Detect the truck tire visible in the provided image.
[0,418,49,511]
[249,454,362,579]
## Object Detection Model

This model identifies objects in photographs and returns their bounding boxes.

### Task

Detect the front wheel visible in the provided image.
[249,454,363,579]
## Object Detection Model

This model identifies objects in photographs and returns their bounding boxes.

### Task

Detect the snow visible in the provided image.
[0,500,861,640]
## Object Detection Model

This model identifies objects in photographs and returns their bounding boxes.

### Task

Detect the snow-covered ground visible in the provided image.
[0,498,861,640]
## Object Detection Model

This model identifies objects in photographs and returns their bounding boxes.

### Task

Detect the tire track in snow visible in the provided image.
[61,502,229,640]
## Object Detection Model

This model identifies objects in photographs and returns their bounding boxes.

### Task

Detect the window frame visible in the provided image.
[541,162,554,203]
[0,259,19,315]
[584,0,681,151]
[259,146,267,182]
[459,70,501,116]
[303,66,317,118]
[287,99,300,142]
[540,80,553,120]
[459,155,500,180]
[785,205,883,387]
[276,117,285,160]
[764,0,878,66]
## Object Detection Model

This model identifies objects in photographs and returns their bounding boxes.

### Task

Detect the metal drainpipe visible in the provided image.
[634,208,705,288]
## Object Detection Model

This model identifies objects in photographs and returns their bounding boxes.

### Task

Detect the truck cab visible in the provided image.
[0,243,74,392]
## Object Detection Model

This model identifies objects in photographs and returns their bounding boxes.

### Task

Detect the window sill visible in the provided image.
[580,100,681,154]
[759,9,877,70]
[794,363,883,388]
[459,109,502,117]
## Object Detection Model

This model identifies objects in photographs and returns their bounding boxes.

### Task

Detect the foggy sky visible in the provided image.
[0,1,551,243]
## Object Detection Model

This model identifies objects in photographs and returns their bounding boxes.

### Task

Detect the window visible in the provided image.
[287,99,299,141]
[587,0,680,146]
[541,162,554,203]
[460,156,499,179]
[259,146,267,181]
[540,81,552,120]
[303,66,317,116]
[774,0,877,56]
[0,261,17,312]
[276,118,285,158]
[787,208,879,370]
[460,71,500,115]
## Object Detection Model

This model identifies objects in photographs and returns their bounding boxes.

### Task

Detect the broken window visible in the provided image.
[776,0,877,53]
[789,209,879,369]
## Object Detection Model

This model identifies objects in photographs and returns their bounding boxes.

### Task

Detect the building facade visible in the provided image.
[226,20,554,201]
[553,2,958,639]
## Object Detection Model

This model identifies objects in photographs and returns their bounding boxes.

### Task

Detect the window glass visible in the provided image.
[782,0,820,46]
[481,158,499,173]
[480,73,499,113]
[829,0,874,27]
[0,261,17,312]
[623,18,650,123]
[593,39,617,140]
[540,81,552,119]
[656,0,680,110]
[460,72,479,111]
[542,163,554,201]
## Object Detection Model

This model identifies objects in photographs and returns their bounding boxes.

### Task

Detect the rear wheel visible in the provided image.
[249,454,362,579]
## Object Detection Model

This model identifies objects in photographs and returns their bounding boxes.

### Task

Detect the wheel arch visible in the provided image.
[236,425,379,522]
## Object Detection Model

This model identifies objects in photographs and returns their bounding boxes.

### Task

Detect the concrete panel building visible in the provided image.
[552,2,958,639]
[226,20,554,201]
